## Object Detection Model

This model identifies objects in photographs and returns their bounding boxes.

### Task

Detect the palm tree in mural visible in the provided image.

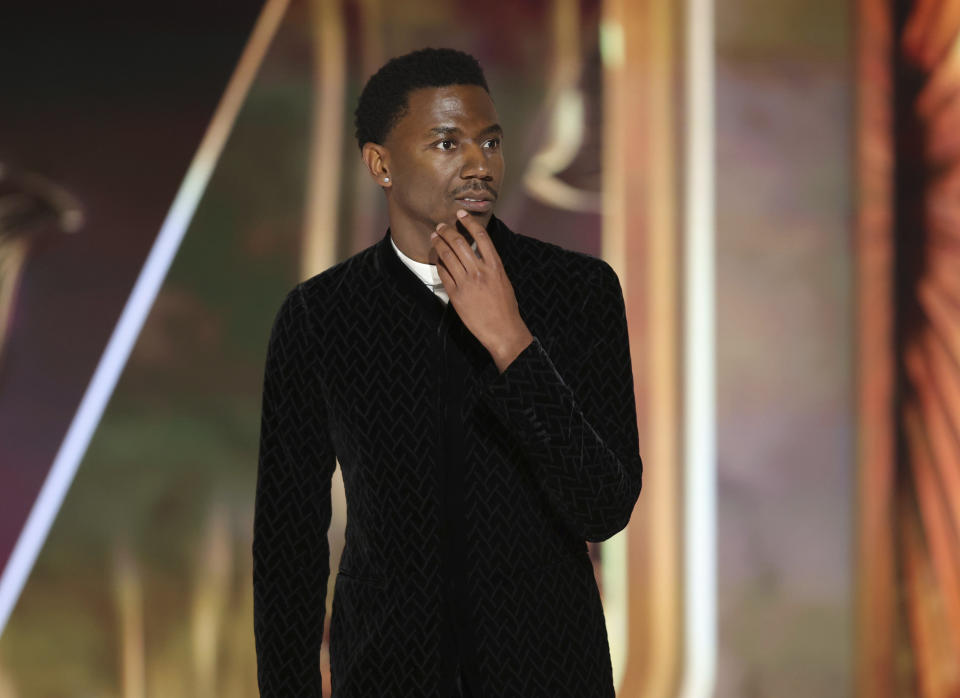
[0,164,83,379]
[896,0,960,692]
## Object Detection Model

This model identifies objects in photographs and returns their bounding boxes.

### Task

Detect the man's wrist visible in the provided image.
[490,327,535,374]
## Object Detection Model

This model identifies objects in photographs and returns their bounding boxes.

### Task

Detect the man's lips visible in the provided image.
[455,198,493,212]
[454,192,495,212]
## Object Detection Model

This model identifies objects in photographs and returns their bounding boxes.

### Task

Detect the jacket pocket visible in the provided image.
[336,567,387,589]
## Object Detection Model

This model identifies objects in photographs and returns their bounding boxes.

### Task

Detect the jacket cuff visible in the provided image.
[479,335,569,436]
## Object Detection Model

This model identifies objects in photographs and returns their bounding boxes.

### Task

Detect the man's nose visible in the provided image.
[460,143,493,179]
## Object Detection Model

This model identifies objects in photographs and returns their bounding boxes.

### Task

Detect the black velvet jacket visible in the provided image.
[253,215,643,697]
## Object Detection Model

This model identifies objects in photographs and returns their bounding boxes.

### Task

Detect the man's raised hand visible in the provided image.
[430,210,533,373]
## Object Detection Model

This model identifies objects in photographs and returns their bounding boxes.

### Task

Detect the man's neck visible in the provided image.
[388,214,480,265]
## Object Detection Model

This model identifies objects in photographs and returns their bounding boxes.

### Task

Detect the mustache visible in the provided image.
[453,184,498,198]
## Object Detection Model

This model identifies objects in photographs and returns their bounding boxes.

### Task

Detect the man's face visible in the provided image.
[381,84,504,233]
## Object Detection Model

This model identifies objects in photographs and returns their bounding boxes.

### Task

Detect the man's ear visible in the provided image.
[361,142,392,188]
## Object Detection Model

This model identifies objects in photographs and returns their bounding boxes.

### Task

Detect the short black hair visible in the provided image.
[354,47,490,151]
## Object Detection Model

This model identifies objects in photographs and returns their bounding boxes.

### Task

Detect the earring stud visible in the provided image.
[384,177,390,182]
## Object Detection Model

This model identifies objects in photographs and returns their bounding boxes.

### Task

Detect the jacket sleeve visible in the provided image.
[253,283,336,698]
[478,260,643,543]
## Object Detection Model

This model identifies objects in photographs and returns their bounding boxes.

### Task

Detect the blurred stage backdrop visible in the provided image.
[0,0,958,696]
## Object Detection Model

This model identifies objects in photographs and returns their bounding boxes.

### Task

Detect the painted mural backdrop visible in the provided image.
[10,0,955,696]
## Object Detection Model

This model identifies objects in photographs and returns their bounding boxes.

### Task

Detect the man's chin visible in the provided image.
[454,209,492,235]
[453,206,493,221]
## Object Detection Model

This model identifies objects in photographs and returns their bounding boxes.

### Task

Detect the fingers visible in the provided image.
[435,251,452,288]
[454,209,500,266]
[432,220,480,286]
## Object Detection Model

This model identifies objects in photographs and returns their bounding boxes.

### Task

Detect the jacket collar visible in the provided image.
[376,214,514,326]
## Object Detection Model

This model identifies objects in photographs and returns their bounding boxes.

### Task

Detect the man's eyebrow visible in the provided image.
[426,123,503,138]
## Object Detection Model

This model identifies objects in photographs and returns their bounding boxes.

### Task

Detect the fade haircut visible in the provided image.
[354,47,490,151]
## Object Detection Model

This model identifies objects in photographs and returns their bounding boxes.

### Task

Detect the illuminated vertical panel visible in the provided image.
[599,1,642,691]
[855,0,896,694]
[678,0,716,694]
[303,0,347,280]
[602,0,686,695]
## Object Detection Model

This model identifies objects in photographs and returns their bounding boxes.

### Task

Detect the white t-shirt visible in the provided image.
[389,233,478,305]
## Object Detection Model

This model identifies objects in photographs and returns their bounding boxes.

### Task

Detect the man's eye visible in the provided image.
[437,140,455,150]
[484,138,501,149]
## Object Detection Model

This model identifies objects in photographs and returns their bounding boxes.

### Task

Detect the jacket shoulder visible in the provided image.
[269,241,380,335]
[298,242,379,300]
[508,230,617,293]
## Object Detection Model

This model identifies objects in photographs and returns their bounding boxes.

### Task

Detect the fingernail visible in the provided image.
[430,231,438,239]
[456,209,468,218]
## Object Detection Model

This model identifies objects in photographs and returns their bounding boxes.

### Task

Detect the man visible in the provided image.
[253,47,643,698]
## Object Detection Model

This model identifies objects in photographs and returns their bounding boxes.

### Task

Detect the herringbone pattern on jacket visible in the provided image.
[253,215,642,697]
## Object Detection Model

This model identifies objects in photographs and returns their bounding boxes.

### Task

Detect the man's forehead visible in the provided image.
[404,86,498,127]
[429,91,481,113]
[427,122,503,137]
